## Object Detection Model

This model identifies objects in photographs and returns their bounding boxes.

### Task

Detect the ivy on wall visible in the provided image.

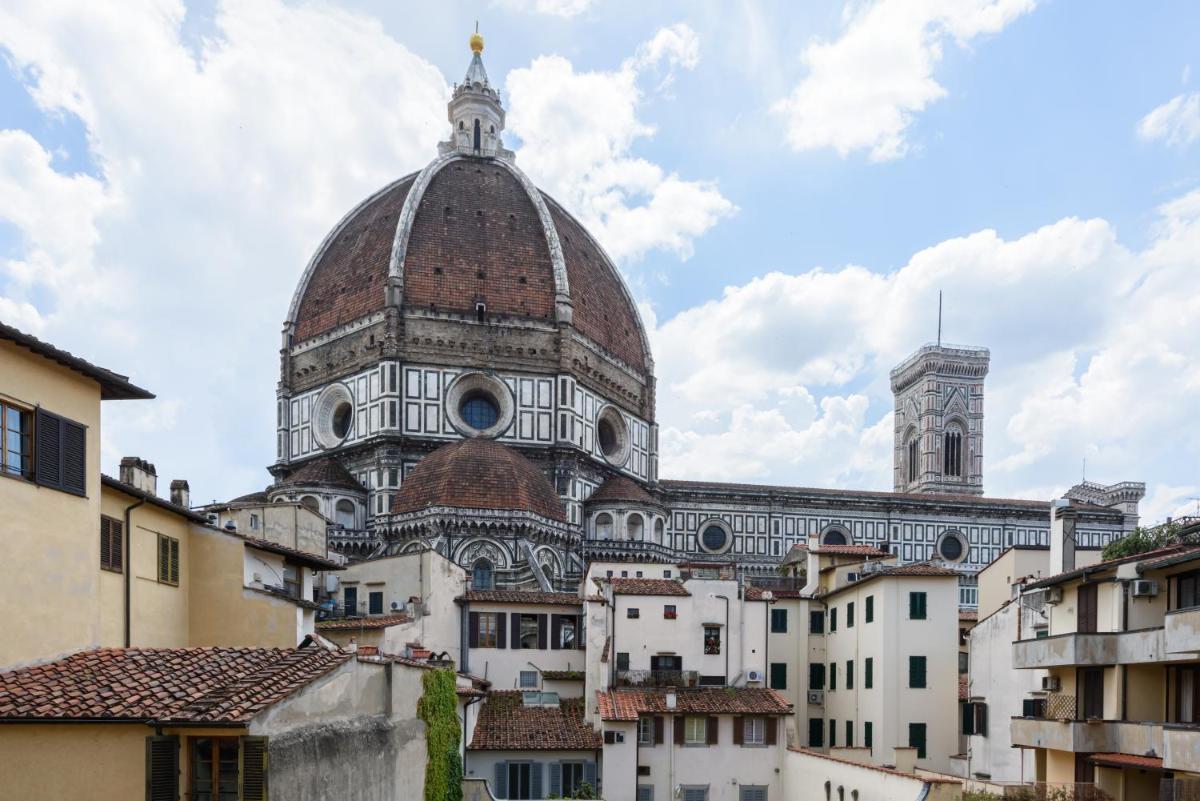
[417,668,463,801]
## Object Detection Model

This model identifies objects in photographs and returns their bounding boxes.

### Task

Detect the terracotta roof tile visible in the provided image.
[609,578,690,597]
[459,590,581,606]
[596,688,792,721]
[469,692,601,750]
[808,544,892,558]
[279,455,367,493]
[316,613,413,631]
[0,321,154,400]
[959,610,978,622]
[821,561,960,600]
[585,476,658,507]
[1025,543,1200,590]
[392,439,566,522]
[0,646,350,723]
[1089,753,1163,770]
[243,536,342,570]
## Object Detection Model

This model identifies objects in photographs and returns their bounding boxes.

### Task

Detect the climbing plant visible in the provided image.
[417,668,462,801]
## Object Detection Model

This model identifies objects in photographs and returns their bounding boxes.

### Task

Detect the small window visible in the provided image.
[770,608,787,633]
[865,595,874,623]
[476,613,499,647]
[471,559,494,591]
[519,614,540,649]
[845,660,854,689]
[909,722,927,759]
[809,663,825,690]
[684,716,708,745]
[864,657,873,689]
[248,513,259,530]
[909,655,927,688]
[627,607,640,619]
[557,615,577,649]
[157,534,180,585]
[460,391,499,430]
[519,670,538,689]
[829,663,837,691]
[909,591,928,620]
[959,651,969,674]
[100,515,123,573]
[703,625,721,655]
[637,716,654,745]
[828,719,836,747]
[616,652,630,671]
[830,608,838,632]
[845,720,853,747]
[864,721,873,750]
[847,602,855,628]
[368,591,383,615]
[743,717,765,746]
[664,570,672,579]
[770,662,787,690]
[810,611,825,634]
[1,402,32,478]
[809,718,824,747]
[664,605,677,619]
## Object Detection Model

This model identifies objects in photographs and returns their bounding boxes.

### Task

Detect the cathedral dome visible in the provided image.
[287,157,650,373]
[390,438,566,522]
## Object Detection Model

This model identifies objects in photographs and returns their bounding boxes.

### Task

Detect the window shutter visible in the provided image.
[145,735,179,801]
[706,716,718,745]
[469,612,480,648]
[169,538,180,584]
[829,663,836,690]
[530,762,543,799]
[34,408,63,489]
[584,761,597,789]
[909,723,927,759]
[549,762,562,797]
[910,656,926,688]
[977,703,988,735]
[576,615,586,650]
[674,716,685,745]
[112,519,123,570]
[551,614,563,650]
[962,702,974,735]
[808,718,823,748]
[809,663,824,690]
[733,716,743,745]
[496,613,507,649]
[866,595,874,623]
[239,736,268,801]
[158,536,169,583]
[100,517,112,569]
[493,762,507,799]
[538,614,548,650]
[511,614,522,650]
[654,716,664,745]
[61,419,86,495]
[864,721,873,750]
[766,717,777,746]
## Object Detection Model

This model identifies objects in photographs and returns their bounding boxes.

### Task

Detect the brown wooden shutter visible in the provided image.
[61,419,86,495]
[577,615,586,650]
[706,716,718,745]
[654,716,664,744]
[1078,584,1098,633]
[674,716,684,745]
[469,612,480,648]
[766,717,778,745]
[732,716,743,745]
[34,408,62,489]
[537,614,548,650]
[112,519,123,570]
[158,536,170,583]
[145,735,179,801]
[550,614,563,650]
[239,736,268,801]
[169,538,179,584]
[496,613,507,649]
[511,614,522,649]
[100,517,112,569]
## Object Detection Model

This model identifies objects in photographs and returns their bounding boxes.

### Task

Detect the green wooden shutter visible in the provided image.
[829,662,836,690]
[239,736,268,801]
[549,762,562,797]
[493,762,507,798]
[910,592,927,620]
[770,662,787,690]
[865,657,873,689]
[864,721,873,750]
[909,722,927,759]
[809,663,824,690]
[145,735,179,801]
[169,538,180,584]
[909,656,926,688]
[100,517,113,570]
[158,536,170,583]
[808,718,823,747]
[846,660,854,689]
[847,602,855,627]
[866,595,874,623]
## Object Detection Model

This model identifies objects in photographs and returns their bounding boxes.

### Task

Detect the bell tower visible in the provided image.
[890,342,989,495]
[440,29,513,161]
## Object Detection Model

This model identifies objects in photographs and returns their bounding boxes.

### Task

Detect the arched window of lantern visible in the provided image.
[595,513,613,540]
[335,499,356,528]
[627,513,644,542]
[654,518,665,544]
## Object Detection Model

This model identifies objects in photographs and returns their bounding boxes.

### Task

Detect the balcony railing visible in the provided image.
[1164,723,1200,773]
[746,576,806,592]
[1013,628,1167,668]
[582,539,680,562]
[1011,715,1163,755]
[615,669,699,688]
[1166,607,1200,655]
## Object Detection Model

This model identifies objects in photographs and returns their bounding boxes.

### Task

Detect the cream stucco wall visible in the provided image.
[0,724,148,801]
[467,600,585,690]
[1,339,105,670]
[633,715,785,801]
[781,747,961,801]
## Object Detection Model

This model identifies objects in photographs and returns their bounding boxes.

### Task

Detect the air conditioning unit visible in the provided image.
[1042,676,1061,692]
[1044,587,1063,605]
[807,690,824,705]
[1132,580,1159,598]
[747,670,764,683]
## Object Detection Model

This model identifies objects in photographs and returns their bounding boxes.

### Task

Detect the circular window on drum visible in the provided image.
[697,519,732,554]
[445,372,515,439]
[312,383,355,449]
[937,530,968,563]
[595,405,632,467]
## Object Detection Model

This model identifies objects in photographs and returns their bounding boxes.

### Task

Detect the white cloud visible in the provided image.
[1138,92,1200,148]
[493,0,593,18]
[505,24,735,262]
[653,187,1200,524]
[773,0,1035,160]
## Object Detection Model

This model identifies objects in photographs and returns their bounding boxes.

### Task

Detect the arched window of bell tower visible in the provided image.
[473,119,481,151]
[904,428,919,485]
[944,422,965,478]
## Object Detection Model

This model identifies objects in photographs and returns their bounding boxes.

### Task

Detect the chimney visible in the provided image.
[119,457,157,496]
[169,479,190,508]
[1049,498,1076,576]
[801,534,821,595]
[890,747,917,774]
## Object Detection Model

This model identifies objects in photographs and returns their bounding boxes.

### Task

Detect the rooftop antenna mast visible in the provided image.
[937,290,943,347]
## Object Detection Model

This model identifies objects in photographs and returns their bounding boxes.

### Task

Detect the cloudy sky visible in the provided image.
[2,0,1198,522]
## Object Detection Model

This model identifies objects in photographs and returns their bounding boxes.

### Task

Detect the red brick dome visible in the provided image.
[287,156,650,373]
[390,438,566,522]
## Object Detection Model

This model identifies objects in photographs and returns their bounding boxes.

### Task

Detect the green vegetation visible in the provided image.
[1100,521,1190,561]
[416,668,462,801]
[550,782,598,800]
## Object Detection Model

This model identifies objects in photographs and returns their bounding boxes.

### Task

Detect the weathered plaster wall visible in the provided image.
[782,747,960,801]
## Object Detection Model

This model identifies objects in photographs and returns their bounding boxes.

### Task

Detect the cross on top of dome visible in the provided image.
[442,26,512,161]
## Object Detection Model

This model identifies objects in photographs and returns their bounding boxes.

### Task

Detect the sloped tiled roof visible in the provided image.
[459,590,581,606]
[596,688,792,721]
[469,692,601,750]
[316,613,412,631]
[609,578,690,597]
[1089,753,1163,770]
[0,646,350,723]
[1025,543,1200,590]
[821,562,960,600]
[279,455,367,493]
[0,321,154,400]
[244,536,342,570]
[585,475,658,507]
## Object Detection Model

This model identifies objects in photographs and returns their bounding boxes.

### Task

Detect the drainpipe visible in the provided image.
[124,496,146,647]
[763,597,771,688]
[715,595,730,684]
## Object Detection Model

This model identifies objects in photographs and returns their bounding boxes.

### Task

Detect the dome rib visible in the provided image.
[391,439,567,522]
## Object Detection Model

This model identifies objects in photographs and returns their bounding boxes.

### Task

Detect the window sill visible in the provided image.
[100,565,124,575]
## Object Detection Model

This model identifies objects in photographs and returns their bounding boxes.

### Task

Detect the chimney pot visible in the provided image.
[169,479,190,509]
[119,457,158,496]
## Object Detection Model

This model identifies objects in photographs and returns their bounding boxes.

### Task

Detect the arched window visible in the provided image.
[821,526,849,546]
[654,518,665,544]
[595,513,613,540]
[472,559,494,590]
[906,433,919,483]
[824,782,831,801]
[627,514,644,542]
[335,499,356,528]
[541,563,554,583]
[473,119,481,151]
[300,495,320,513]
[944,425,964,478]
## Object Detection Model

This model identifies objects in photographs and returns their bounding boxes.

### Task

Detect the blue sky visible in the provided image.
[1,0,1198,522]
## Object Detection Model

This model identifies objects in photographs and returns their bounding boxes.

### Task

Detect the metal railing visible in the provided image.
[745,576,806,591]
[615,669,699,688]
[1161,778,1200,801]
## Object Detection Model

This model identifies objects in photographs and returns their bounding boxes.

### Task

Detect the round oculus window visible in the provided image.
[459,392,500,430]
[311,382,355,449]
[939,534,966,562]
[332,402,353,439]
[444,371,515,438]
[698,521,732,554]
[595,405,632,467]
[597,419,618,455]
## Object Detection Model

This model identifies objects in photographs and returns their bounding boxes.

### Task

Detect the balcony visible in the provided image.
[1011,712,1163,755]
[1163,723,1200,772]
[1165,607,1200,655]
[615,669,699,688]
[746,576,806,592]
[1012,628,1167,669]
[582,539,680,563]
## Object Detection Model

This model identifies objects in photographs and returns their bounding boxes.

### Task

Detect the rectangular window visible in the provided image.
[866,594,874,623]
[519,670,538,689]
[847,602,855,628]
[909,656,927,689]
[809,663,825,690]
[808,718,824,748]
[684,716,708,745]
[743,717,765,746]
[638,786,654,801]
[864,721,873,750]
[343,586,358,616]
[682,789,708,801]
[830,608,838,632]
[189,736,238,801]
[962,701,988,736]
[770,662,787,690]
[703,625,721,655]
[157,534,180,586]
[809,610,825,634]
[909,591,927,620]
[506,762,533,800]
[555,615,577,649]
[770,608,788,633]
[474,612,500,648]
[1077,583,1098,633]
[828,719,836,747]
[368,591,383,615]
[865,657,873,689]
[520,614,540,649]
[638,716,654,745]
[628,607,640,619]
[845,660,854,690]
[1178,571,1200,610]
[845,720,853,747]
[616,652,630,671]
[561,762,586,797]
[0,402,32,479]
[100,515,123,573]
[959,651,969,675]
[664,604,677,619]
[249,513,259,530]
[829,662,837,691]
[909,722,927,759]
[739,786,767,801]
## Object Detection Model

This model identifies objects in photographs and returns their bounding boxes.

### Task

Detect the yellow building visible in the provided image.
[1010,504,1200,799]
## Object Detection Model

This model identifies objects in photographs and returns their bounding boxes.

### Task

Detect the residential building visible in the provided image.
[460,589,587,692]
